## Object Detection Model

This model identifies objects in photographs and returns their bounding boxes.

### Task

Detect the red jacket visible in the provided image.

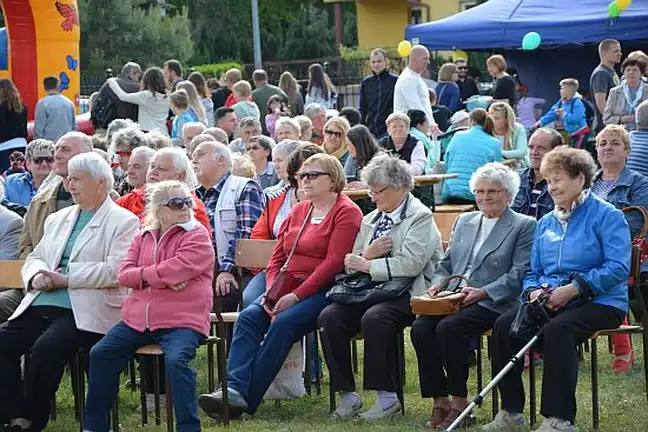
[224,93,237,108]
[266,193,362,300]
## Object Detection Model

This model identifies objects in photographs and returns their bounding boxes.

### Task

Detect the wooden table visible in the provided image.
[343,174,458,201]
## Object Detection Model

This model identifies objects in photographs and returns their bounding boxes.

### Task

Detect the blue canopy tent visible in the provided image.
[405,0,648,110]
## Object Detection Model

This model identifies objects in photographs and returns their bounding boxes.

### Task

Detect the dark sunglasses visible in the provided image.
[164,197,194,210]
[298,171,330,181]
[457,66,468,70]
[33,157,54,165]
[324,129,343,137]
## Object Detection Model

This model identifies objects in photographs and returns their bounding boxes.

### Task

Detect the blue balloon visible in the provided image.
[522,31,542,50]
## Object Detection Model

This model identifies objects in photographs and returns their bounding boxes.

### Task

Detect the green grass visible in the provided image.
[47,335,647,431]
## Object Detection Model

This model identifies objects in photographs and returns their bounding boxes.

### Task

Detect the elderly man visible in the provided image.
[0,152,139,432]
[304,102,327,145]
[3,139,55,211]
[95,62,141,127]
[204,127,229,145]
[215,107,238,142]
[192,141,264,312]
[394,45,437,129]
[511,127,563,220]
[628,100,648,177]
[183,121,208,149]
[251,69,287,132]
[359,48,398,138]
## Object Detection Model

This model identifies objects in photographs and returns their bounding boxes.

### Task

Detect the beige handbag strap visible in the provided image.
[439,274,469,292]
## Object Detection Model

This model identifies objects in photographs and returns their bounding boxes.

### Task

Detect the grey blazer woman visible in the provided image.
[430,207,536,314]
[603,83,648,128]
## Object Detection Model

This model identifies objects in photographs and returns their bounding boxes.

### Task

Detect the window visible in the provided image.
[410,8,423,25]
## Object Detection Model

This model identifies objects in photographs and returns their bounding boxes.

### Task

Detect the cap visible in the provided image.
[450,110,470,125]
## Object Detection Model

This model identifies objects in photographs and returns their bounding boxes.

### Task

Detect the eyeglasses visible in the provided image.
[245,145,261,152]
[368,186,389,198]
[298,171,330,181]
[324,129,343,137]
[33,157,54,165]
[473,189,504,197]
[164,197,194,210]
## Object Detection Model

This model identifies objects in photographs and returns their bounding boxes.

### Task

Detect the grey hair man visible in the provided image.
[304,102,327,144]
[191,141,264,312]
[204,127,230,145]
[628,100,648,177]
[182,122,208,149]
[96,63,142,125]
[394,45,437,129]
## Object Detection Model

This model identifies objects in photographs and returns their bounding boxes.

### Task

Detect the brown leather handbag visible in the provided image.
[410,275,469,316]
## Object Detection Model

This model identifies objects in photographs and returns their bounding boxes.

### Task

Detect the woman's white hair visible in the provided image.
[275,117,301,136]
[67,152,115,193]
[469,162,520,204]
[143,180,193,229]
[362,152,414,192]
[154,147,198,189]
[273,139,303,159]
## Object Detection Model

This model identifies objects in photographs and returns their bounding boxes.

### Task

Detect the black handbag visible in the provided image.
[509,294,551,345]
[326,272,414,307]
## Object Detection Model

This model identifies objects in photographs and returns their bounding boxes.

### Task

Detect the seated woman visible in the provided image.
[198,154,363,418]
[489,102,530,169]
[377,112,427,176]
[443,109,503,205]
[411,162,536,430]
[482,147,630,432]
[263,139,303,194]
[323,116,351,167]
[243,143,325,307]
[408,109,440,174]
[0,153,139,432]
[344,124,381,186]
[319,154,444,421]
[84,180,214,432]
[591,124,648,372]
[246,135,279,190]
[603,58,648,131]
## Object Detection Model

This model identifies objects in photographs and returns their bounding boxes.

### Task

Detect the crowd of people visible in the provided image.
[0,38,646,432]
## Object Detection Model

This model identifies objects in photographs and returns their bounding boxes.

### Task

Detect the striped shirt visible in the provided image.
[628,130,648,177]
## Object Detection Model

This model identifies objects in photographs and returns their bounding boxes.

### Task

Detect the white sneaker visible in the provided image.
[533,417,575,432]
[357,400,402,421]
[481,410,526,431]
[331,399,363,420]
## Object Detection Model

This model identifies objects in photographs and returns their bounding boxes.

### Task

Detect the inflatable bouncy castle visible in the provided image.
[0,0,81,119]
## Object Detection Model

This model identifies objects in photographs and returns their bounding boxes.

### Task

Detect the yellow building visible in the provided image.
[324,0,480,50]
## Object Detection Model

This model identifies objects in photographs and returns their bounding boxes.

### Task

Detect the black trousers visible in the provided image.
[411,303,499,398]
[0,306,102,431]
[318,294,414,393]
[493,302,624,424]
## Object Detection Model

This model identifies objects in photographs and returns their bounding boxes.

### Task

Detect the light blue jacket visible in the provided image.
[4,171,38,207]
[539,97,588,137]
[409,127,439,174]
[442,126,502,201]
[522,193,630,313]
[501,123,530,168]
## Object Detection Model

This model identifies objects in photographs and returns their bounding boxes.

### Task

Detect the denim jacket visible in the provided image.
[511,168,554,220]
[594,167,648,238]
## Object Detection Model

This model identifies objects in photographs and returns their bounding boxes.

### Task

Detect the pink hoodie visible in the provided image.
[118,220,215,337]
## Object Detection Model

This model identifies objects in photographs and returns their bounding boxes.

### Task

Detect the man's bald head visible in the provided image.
[182,122,207,148]
[54,132,93,177]
[409,45,430,74]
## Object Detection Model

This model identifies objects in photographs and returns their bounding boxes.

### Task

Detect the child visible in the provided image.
[2,151,26,178]
[170,90,199,147]
[231,80,261,121]
[265,94,288,139]
[533,78,589,148]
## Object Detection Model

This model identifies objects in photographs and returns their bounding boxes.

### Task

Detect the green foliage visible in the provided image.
[277,3,335,60]
[192,62,243,79]
[78,0,194,74]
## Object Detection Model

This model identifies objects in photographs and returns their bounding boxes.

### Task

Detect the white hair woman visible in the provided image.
[274,117,301,142]
[0,152,139,431]
[85,180,214,432]
[377,112,427,176]
[246,135,278,190]
[411,162,536,430]
[264,139,304,193]
[319,153,444,421]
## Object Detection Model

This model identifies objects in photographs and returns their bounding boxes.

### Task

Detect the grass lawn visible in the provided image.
[47,334,647,431]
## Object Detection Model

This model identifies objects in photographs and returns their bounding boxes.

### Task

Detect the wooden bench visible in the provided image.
[434,204,476,213]
[0,260,25,290]
[434,212,460,245]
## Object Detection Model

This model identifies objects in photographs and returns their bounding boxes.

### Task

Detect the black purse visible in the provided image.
[509,293,552,345]
[326,272,414,307]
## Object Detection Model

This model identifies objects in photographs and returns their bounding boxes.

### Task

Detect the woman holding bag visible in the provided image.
[198,154,362,418]
[410,162,536,430]
[319,154,444,421]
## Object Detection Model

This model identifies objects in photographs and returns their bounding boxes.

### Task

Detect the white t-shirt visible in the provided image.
[464,216,499,277]
[394,67,436,126]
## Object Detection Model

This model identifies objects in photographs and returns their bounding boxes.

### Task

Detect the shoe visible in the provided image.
[356,400,402,421]
[533,417,575,432]
[198,387,248,420]
[612,353,634,372]
[440,408,476,430]
[331,399,363,420]
[424,406,450,430]
[481,410,525,431]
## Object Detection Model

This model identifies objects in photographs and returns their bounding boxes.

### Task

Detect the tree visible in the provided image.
[78,0,193,74]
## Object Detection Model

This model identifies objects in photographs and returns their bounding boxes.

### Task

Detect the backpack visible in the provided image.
[91,94,116,129]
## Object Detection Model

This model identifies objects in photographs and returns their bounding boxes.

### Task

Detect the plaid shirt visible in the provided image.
[203,172,265,273]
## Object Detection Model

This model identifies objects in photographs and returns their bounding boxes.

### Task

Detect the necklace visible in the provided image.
[311,197,336,224]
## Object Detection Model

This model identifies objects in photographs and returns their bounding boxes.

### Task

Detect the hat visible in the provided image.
[450,110,470,126]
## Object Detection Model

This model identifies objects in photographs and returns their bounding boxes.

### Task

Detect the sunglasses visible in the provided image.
[298,171,330,181]
[33,157,54,165]
[324,129,343,137]
[457,66,468,70]
[164,197,194,210]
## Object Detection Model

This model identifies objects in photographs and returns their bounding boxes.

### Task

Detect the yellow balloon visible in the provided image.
[454,50,468,62]
[618,0,632,9]
[398,40,413,58]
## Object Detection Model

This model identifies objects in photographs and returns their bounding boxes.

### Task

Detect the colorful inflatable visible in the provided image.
[0,0,81,119]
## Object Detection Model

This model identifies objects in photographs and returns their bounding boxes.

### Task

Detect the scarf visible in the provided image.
[554,189,590,225]
[325,139,349,160]
[622,80,644,115]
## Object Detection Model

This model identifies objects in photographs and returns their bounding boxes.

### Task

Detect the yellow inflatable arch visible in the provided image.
[0,0,80,119]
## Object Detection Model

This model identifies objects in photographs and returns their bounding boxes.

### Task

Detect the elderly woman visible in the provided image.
[323,116,351,166]
[198,154,363,418]
[604,58,648,131]
[319,154,444,421]
[482,147,630,432]
[85,180,214,432]
[411,162,536,430]
[489,102,530,168]
[229,117,263,154]
[246,135,279,190]
[3,139,55,209]
[275,116,301,142]
[435,63,461,113]
[111,126,149,196]
[377,112,427,176]
[264,139,304,194]
[296,115,314,142]
[244,144,324,307]
[0,153,139,431]
[591,125,648,372]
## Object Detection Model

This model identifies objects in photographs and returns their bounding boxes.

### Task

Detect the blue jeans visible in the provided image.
[84,321,204,432]
[227,290,328,414]
[242,271,267,309]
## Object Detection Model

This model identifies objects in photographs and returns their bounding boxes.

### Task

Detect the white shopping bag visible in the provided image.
[263,341,306,400]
